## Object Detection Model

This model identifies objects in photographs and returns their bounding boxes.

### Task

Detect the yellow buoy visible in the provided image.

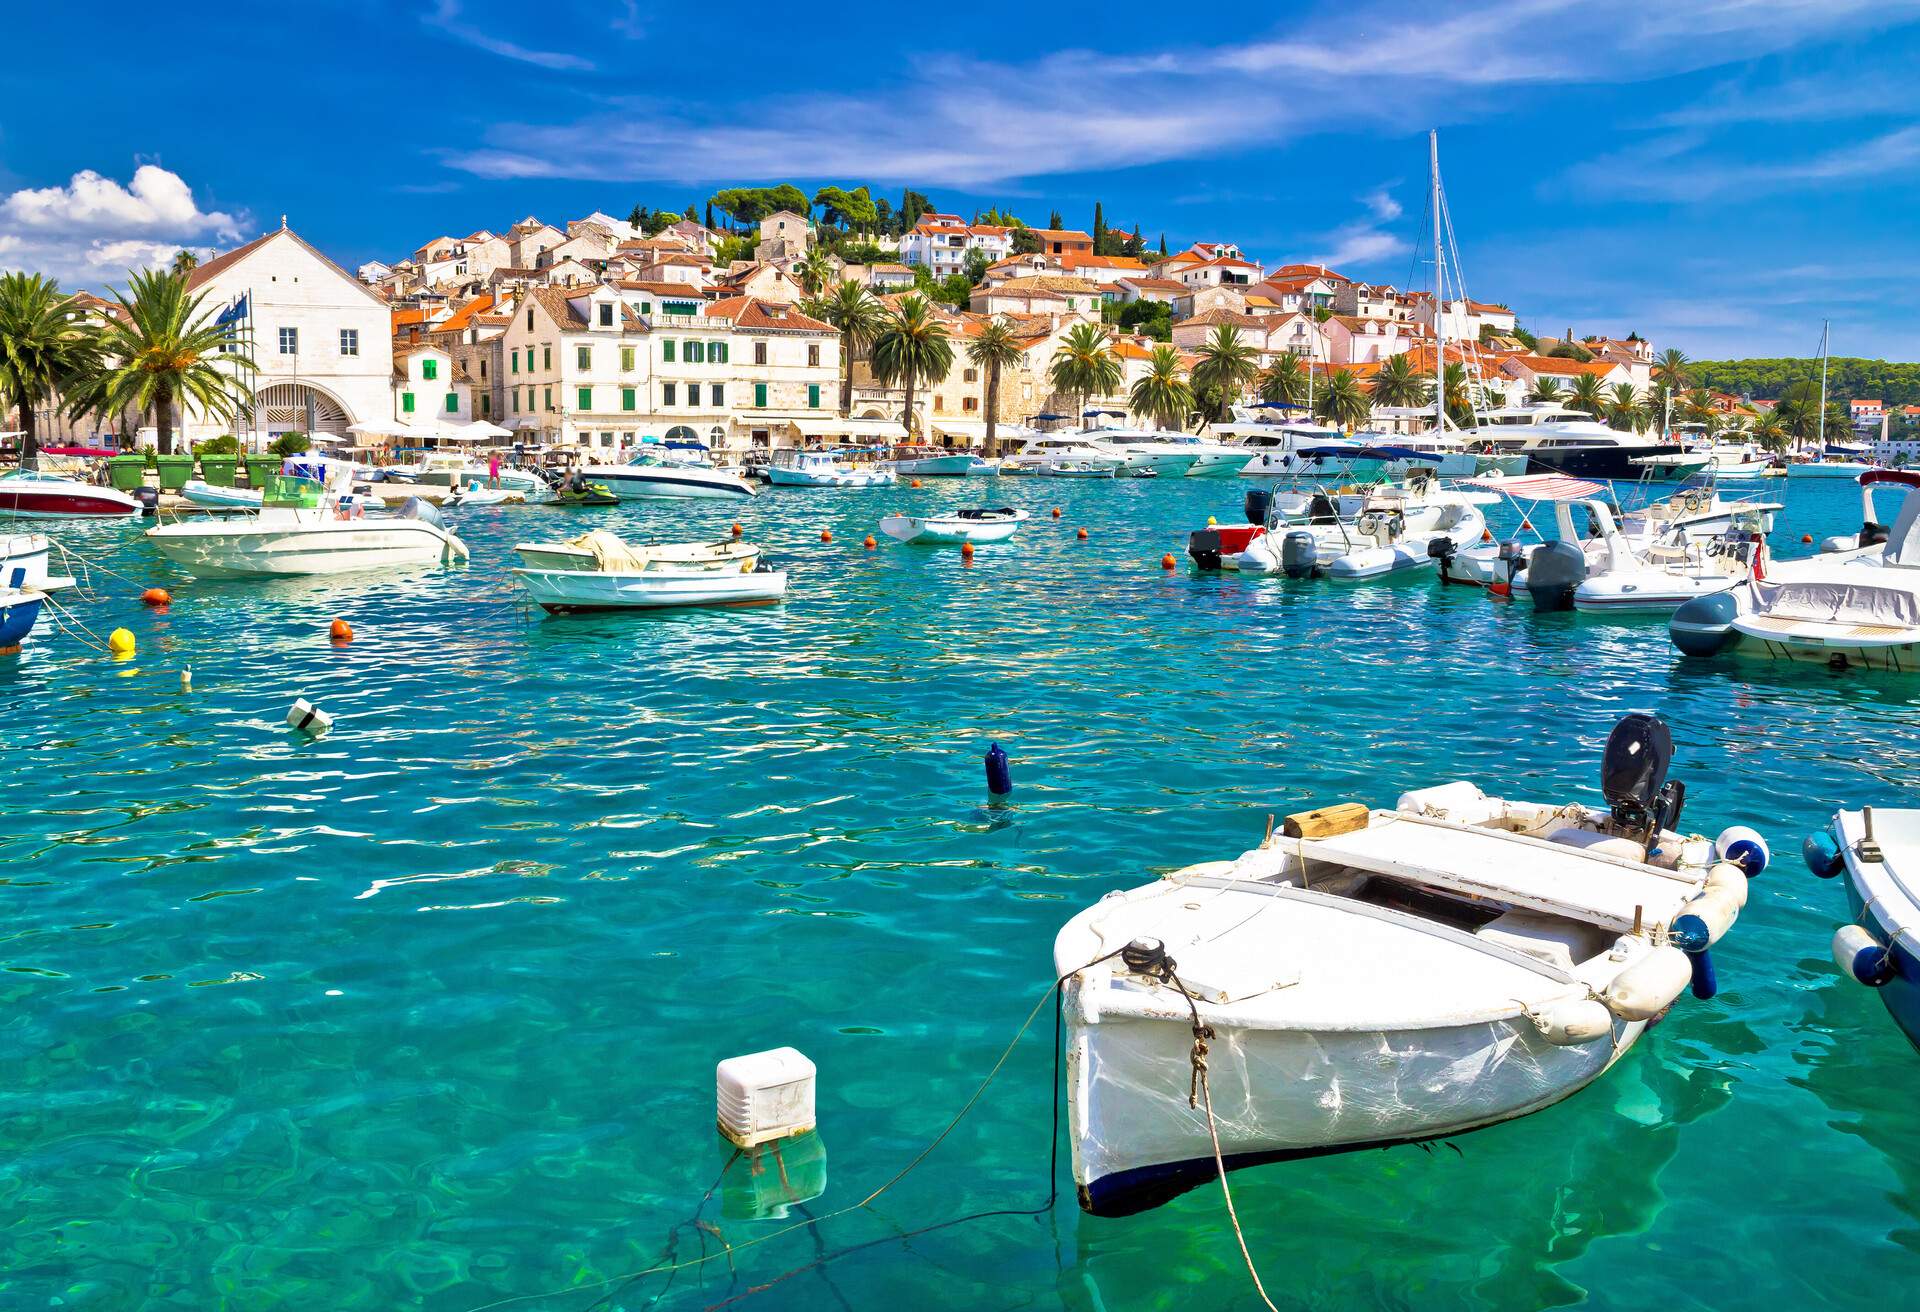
[107,627,136,658]
[1206,516,1217,527]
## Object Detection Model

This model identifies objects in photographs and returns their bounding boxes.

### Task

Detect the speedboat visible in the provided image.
[514,531,760,573]
[0,585,46,652]
[1235,474,1493,578]
[1,532,76,592]
[406,451,548,496]
[0,468,142,518]
[443,482,524,507]
[180,480,263,509]
[1464,405,1707,481]
[1001,436,1122,476]
[1698,443,1771,477]
[1671,470,1920,670]
[878,507,1030,545]
[1055,714,1754,1216]
[885,446,975,478]
[579,452,757,500]
[1806,806,1920,1051]
[1082,424,1201,476]
[768,449,896,488]
[513,560,787,611]
[1618,484,1781,542]
[1788,458,1879,480]
[146,478,468,578]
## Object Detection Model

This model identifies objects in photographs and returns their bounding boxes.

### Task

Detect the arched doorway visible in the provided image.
[245,383,351,438]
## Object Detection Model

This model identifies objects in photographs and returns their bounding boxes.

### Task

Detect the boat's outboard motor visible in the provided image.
[396,496,447,528]
[1244,487,1272,526]
[135,486,161,516]
[1526,541,1587,611]
[1281,530,1320,578]
[1187,528,1223,571]
[1670,591,1742,658]
[1861,519,1889,548]
[1602,713,1684,836]
[1497,539,1527,587]
[1427,535,1461,583]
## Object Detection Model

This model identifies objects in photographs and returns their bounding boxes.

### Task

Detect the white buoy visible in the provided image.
[286,697,334,737]
[180,667,192,692]
[716,1047,816,1148]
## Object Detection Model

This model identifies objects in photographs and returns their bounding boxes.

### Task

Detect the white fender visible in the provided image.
[1703,861,1750,909]
[1529,997,1613,1046]
[1683,889,1741,944]
[286,697,334,737]
[1604,946,1692,1022]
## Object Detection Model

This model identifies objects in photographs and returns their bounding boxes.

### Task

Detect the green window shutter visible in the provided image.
[808,384,820,408]
[422,358,438,381]
[688,341,705,364]
[754,382,767,408]
[711,340,726,362]
[577,387,592,410]
[481,395,491,416]
[621,347,634,371]
[402,392,415,413]
[512,391,520,413]
[577,346,590,370]
[622,387,635,411]
[543,346,551,370]
[445,393,458,413]
[511,352,519,374]
[543,386,551,410]
[663,340,676,362]
[525,347,534,371]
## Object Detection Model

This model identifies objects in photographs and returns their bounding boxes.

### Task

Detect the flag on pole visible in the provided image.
[215,292,249,326]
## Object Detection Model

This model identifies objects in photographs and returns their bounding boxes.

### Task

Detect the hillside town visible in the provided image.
[11,195,1899,460]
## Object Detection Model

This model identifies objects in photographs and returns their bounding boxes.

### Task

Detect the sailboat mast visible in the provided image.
[1430,130,1445,436]
[1817,319,1829,449]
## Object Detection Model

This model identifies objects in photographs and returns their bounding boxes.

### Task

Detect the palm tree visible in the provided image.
[170,249,200,276]
[1256,353,1309,407]
[1605,383,1644,432]
[1527,377,1563,405]
[1652,348,1689,435]
[795,248,834,299]
[1189,325,1258,421]
[1442,362,1477,429]
[77,267,255,456]
[965,316,1024,457]
[1750,411,1790,457]
[0,272,96,462]
[1568,372,1607,418]
[1047,323,1122,429]
[869,295,952,439]
[1776,380,1822,446]
[1315,371,1372,432]
[1369,352,1430,409]
[813,280,885,415]
[1128,345,1194,432]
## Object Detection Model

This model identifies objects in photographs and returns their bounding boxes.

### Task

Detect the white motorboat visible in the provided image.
[513,531,761,573]
[885,446,975,478]
[1055,714,1752,1216]
[767,449,896,488]
[1698,442,1771,477]
[1038,461,1116,479]
[1788,459,1879,480]
[878,507,1030,545]
[146,479,468,578]
[1000,436,1122,476]
[513,564,787,611]
[1236,475,1493,577]
[1218,410,1355,479]
[1618,484,1781,542]
[1438,474,1612,590]
[180,480,263,509]
[0,532,76,592]
[443,482,524,507]
[1805,806,1920,1051]
[579,452,757,500]
[1671,470,1920,670]
[0,468,142,519]
[406,452,549,496]
[1465,405,1708,482]
[1570,522,1762,614]
[1082,424,1201,476]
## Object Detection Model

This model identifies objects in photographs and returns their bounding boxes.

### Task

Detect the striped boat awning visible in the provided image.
[1461,473,1606,501]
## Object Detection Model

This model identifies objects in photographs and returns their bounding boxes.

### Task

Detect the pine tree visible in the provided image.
[705,201,715,230]
[1048,210,1064,231]
[1158,233,1168,256]
[1093,201,1105,255]
[628,204,644,227]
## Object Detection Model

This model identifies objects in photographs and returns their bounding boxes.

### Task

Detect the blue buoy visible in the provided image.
[1803,830,1845,879]
[1672,913,1718,1000]
[984,742,1012,796]
[1670,591,1741,657]
[1850,943,1896,987]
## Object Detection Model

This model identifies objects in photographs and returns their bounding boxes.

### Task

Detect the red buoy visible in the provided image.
[1077,527,1089,540]
[1801,534,1812,544]
[1051,507,1061,518]
[329,618,353,643]
[1161,553,1176,570]
[732,522,744,537]
[961,541,975,560]
[1480,530,1493,543]
[820,528,833,543]
[141,587,171,608]
[863,534,877,549]
[911,478,922,488]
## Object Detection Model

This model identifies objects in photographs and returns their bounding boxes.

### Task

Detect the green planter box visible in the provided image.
[244,455,282,489]
[107,454,148,493]
[153,454,195,492]
[198,454,238,487]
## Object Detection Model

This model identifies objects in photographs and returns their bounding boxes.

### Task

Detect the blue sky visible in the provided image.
[3,0,1917,359]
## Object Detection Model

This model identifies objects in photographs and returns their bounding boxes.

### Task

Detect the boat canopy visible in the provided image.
[1462,473,1607,501]
[1301,445,1435,462]
[1751,577,1920,628]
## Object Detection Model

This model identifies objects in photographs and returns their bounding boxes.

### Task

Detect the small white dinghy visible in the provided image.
[513,565,786,611]
[1054,714,1757,1217]
[444,481,524,507]
[180,480,263,509]
[513,530,761,573]
[878,507,1030,545]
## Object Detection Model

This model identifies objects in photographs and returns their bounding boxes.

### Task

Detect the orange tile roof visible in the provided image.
[704,295,834,332]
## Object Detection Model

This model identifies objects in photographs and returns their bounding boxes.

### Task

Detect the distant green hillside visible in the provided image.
[1689,358,1920,406]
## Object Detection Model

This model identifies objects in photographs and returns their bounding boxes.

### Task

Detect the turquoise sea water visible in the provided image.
[3,473,1919,1311]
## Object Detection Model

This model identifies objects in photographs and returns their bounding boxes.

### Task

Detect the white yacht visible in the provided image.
[1465,405,1707,482]
[767,448,896,488]
[1080,424,1202,476]
[406,451,548,496]
[1214,407,1354,478]
[1000,435,1123,475]
[578,451,757,500]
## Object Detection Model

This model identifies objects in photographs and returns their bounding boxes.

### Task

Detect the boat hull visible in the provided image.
[181,480,263,508]
[513,541,760,572]
[1788,463,1878,480]
[1575,573,1741,614]
[581,467,756,499]
[0,486,142,518]
[1182,451,1248,479]
[887,455,974,477]
[767,468,896,488]
[0,590,45,651]
[1523,445,1702,481]
[513,567,787,610]
[1065,993,1637,1217]
[878,512,1026,544]
[147,524,466,577]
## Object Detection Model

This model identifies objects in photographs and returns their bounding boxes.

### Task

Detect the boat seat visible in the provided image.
[1474,909,1606,972]
[1544,826,1645,862]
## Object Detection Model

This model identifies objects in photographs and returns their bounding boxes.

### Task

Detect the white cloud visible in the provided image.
[0,164,243,286]
[1308,190,1411,270]
[424,0,595,72]
[1568,125,1920,200]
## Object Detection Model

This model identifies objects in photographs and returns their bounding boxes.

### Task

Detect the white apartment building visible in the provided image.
[392,344,472,426]
[495,285,844,454]
[180,222,394,444]
[900,214,1014,275]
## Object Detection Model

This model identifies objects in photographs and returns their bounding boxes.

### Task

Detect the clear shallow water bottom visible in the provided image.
[2,474,1918,1311]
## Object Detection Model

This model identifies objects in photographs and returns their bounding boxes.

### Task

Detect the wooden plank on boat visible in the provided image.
[1283,803,1370,840]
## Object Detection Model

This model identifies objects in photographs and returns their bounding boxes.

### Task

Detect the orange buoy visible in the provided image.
[1161,553,1176,570]
[1076,527,1088,540]
[1051,507,1061,519]
[961,541,975,560]
[863,534,877,549]
[1802,533,1813,543]
[732,522,743,537]
[911,478,922,488]
[820,528,833,543]
[1481,529,1493,543]
[141,587,171,607]
[329,618,353,643]
[1519,519,1533,532]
